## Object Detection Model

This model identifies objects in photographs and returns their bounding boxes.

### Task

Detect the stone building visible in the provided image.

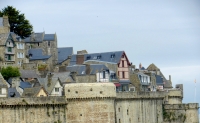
[24,32,58,68]
[0,32,16,66]
[69,51,131,91]
[10,32,28,68]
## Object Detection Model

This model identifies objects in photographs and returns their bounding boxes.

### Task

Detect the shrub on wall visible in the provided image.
[0,66,20,80]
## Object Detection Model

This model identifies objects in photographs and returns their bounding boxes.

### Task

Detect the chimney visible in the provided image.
[47,73,53,87]
[3,16,10,28]
[169,75,172,85]
[85,64,91,75]
[139,63,142,69]
[169,75,171,81]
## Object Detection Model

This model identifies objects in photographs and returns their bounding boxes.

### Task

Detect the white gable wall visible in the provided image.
[50,80,63,96]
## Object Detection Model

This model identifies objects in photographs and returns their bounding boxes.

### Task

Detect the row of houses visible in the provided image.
[0,16,173,98]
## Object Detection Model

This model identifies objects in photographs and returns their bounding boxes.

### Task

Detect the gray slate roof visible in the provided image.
[0,73,7,87]
[58,47,73,64]
[20,70,40,79]
[69,51,129,66]
[22,86,46,97]
[37,76,61,94]
[28,48,51,60]
[52,72,74,83]
[66,64,109,75]
[19,82,32,89]
[24,32,44,42]
[0,33,10,45]
[43,34,55,41]
[8,87,20,98]
[156,75,164,85]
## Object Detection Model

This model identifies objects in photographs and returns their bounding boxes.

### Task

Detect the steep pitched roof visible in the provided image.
[37,76,61,94]
[57,47,73,64]
[156,75,164,85]
[20,70,40,78]
[0,73,8,87]
[66,64,109,75]
[8,87,20,97]
[0,32,13,45]
[84,51,124,63]
[22,86,47,97]
[28,48,51,60]
[19,82,32,89]
[147,63,160,71]
[90,64,109,74]
[69,51,131,66]
[52,72,74,83]
[24,32,44,42]
[43,34,55,41]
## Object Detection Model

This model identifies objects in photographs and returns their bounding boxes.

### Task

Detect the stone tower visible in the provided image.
[65,83,116,123]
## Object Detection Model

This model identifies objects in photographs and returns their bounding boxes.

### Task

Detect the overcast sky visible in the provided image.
[1,0,200,106]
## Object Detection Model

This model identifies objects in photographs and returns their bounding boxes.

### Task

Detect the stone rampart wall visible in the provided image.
[115,99,163,123]
[163,103,199,123]
[0,97,67,123]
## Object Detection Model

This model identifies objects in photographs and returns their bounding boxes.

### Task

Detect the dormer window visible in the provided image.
[29,54,32,58]
[97,55,101,59]
[111,54,115,58]
[86,55,91,60]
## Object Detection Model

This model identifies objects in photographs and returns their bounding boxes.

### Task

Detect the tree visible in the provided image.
[0,66,20,80]
[0,6,33,39]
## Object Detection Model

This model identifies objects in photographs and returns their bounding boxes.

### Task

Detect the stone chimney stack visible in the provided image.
[47,73,53,87]
[139,63,142,69]
[169,75,172,85]
[3,16,10,28]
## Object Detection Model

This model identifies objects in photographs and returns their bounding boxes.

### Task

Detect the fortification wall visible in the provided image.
[116,92,164,123]
[65,83,116,123]
[167,89,183,104]
[163,103,199,123]
[0,83,198,123]
[0,97,67,123]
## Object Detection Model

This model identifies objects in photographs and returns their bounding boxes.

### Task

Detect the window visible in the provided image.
[38,43,40,46]
[122,60,124,67]
[55,88,59,92]
[8,55,11,60]
[7,47,12,52]
[122,71,125,78]
[103,71,106,78]
[97,55,101,59]
[8,42,10,45]
[111,54,115,58]
[48,41,50,47]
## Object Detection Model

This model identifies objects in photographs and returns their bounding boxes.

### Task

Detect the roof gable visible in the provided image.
[37,75,61,94]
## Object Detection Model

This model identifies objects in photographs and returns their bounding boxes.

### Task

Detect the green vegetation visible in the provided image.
[0,66,20,80]
[0,6,33,39]
[38,64,47,71]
